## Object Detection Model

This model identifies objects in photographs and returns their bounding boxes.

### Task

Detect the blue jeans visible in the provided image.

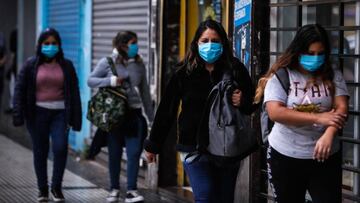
[183,154,240,203]
[108,108,147,190]
[26,106,69,190]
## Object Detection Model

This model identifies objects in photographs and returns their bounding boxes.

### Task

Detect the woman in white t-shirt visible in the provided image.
[254,24,349,203]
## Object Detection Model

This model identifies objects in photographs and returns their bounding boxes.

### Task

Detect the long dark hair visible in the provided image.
[254,24,334,103]
[178,19,233,73]
[112,31,141,64]
[36,28,65,64]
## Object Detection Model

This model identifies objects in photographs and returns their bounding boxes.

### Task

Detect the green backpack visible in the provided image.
[87,57,128,132]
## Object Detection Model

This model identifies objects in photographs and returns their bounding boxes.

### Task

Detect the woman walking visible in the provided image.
[145,19,255,203]
[88,31,153,203]
[13,28,82,202]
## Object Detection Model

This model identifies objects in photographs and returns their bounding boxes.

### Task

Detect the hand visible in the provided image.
[232,89,242,107]
[145,151,156,163]
[313,132,335,162]
[315,109,347,129]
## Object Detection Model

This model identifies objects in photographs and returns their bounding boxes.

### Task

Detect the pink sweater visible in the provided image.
[36,63,65,101]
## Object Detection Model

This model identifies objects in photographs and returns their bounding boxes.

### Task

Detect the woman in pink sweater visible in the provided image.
[13,28,82,202]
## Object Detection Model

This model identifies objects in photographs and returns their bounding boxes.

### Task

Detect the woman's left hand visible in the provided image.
[313,132,335,162]
[232,89,242,107]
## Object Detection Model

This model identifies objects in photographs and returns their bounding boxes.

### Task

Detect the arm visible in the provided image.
[138,64,154,122]
[267,101,316,125]
[232,59,255,114]
[68,61,82,131]
[12,59,31,126]
[87,57,114,88]
[313,95,348,161]
[144,72,182,160]
[266,101,346,128]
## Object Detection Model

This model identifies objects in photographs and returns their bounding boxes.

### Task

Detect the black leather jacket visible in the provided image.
[12,56,82,131]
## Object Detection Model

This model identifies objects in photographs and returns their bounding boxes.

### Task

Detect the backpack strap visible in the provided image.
[274,68,290,95]
[106,57,118,76]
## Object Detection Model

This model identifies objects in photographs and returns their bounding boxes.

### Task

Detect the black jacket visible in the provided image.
[144,57,254,154]
[12,56,82,131]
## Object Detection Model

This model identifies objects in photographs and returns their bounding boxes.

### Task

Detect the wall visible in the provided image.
[0,0,17,54]
[23,0,36,61]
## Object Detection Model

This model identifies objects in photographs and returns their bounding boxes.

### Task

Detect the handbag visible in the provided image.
[86,57,128,132]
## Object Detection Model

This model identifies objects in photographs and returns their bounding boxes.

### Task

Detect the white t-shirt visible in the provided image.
[264,68,349,159]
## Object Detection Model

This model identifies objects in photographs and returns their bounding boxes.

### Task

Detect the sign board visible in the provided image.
[234,0,252,72]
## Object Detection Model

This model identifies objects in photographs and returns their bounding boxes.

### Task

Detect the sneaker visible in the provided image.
[37,189,49,202]
[106,189,120,202]
[125,190,144,203]
[50,188,65,202]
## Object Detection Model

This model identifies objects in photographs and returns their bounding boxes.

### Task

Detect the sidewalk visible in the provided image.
[0,108,193,203]
[0,132,193,203]
[0,134,110,202]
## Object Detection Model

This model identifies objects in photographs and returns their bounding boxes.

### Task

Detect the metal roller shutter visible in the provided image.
[92,0,150,69]
[45,0,82,149]
[47,0,81,71]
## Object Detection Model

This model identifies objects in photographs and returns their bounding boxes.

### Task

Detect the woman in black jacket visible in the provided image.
[12,28,82,202]
[144,19,254,203]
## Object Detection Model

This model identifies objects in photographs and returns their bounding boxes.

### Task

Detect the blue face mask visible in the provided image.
[127,44,138,58]
[299,54,325,72]
[41,45,59,58]
[198,42,223,64]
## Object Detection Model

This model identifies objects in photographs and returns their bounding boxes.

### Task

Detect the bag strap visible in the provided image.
[106,57,118,76]
[274,68,290,95]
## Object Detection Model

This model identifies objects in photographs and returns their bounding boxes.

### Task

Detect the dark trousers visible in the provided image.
[267,146,342,203]
[183,154,240,203]
[26,106,69,190]
[107,109,147,190]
